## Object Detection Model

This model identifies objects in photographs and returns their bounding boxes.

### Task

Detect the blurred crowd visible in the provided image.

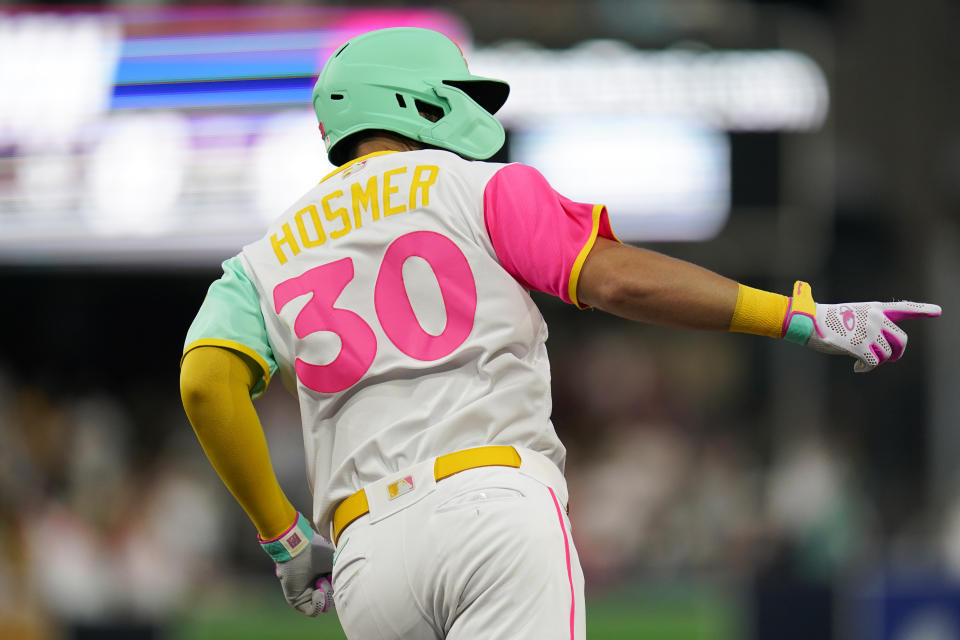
[551,322,877,587]
[0,368,229,638]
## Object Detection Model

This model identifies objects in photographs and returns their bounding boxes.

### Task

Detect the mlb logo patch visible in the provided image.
[388,476,414,500]
[341,160,367,179]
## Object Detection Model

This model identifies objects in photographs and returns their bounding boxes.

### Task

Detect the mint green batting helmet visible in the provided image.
[312,27,510,166]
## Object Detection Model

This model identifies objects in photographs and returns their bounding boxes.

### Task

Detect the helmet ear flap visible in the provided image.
[419,84,505,160]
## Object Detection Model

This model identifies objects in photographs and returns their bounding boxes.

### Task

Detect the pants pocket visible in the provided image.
[332,552,366,595]
[331,553,379,640]
[434,486,524,512]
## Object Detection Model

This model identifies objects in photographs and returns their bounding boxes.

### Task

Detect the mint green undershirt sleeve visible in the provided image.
[182,256,278,399]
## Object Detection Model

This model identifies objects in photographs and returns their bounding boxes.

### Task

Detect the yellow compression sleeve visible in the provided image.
[729,284,790,338]
[180,345,297,540]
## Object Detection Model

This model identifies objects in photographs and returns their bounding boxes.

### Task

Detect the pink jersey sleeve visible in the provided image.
[483,163,618,308]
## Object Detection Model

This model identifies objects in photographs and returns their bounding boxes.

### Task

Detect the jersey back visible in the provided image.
[239,149,564,533]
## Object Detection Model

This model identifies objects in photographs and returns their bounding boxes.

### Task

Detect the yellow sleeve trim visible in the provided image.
[568,204,612,309]
[729,284,790,338]
[181,338,272,392]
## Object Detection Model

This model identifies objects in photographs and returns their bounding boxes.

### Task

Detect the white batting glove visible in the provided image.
[259,512,336,616]
[782,281,941,373]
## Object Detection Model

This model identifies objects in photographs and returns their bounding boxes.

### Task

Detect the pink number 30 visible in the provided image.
[273,231,477,394]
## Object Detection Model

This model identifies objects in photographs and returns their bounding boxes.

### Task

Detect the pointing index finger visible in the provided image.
[882,302,942,323]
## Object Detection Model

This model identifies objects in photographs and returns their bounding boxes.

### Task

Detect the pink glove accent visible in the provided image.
[881,329,904,361]
[314,575,334,613]
[869,342,889,365]
[883,308,941,323]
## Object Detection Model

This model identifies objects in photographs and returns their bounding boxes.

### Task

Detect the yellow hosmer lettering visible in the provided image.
[409,165,439,209]
[322,190,351,239]
[270,222,301,265]
[294,205,326,249]
[271,165,441,265]
[351,176,380,227]
[383,167,407,216]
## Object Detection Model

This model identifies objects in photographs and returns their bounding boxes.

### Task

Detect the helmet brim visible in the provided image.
[443,79,509,115]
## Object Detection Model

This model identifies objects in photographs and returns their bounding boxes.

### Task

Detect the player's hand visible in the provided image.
[783,281,941,373]
[275,536,336,616]
[259,512,336,616]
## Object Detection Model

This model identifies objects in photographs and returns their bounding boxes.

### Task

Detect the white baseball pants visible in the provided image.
[331,462,585,639]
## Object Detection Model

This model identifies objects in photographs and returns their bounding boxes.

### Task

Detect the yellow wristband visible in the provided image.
[729,284,789,338]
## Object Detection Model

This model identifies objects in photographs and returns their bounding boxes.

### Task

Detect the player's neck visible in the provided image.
[353,135,422,159]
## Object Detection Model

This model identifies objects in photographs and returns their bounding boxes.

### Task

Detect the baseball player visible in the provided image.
[179,27,941,639]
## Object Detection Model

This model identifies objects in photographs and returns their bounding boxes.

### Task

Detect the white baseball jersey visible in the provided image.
[183,148,615,536]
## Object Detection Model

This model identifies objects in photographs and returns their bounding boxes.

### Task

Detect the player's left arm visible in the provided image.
[180,346,334,617]
[180,344,296,537]
[578,236,941,372]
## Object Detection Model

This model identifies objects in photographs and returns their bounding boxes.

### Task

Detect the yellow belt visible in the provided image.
[332,445,522,544]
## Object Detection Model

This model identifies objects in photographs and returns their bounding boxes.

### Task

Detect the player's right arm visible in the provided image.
[577,236,941,372]
[481,163,939,373]
[577,237,742,331]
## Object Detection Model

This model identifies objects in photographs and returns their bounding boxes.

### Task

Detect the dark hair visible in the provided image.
[333,129,425,166]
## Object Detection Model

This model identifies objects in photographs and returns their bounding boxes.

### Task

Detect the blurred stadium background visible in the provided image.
[0,1,958,638]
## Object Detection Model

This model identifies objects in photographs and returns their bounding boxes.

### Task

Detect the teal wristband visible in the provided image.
[784,314,815,346]
[259,512,315,562]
